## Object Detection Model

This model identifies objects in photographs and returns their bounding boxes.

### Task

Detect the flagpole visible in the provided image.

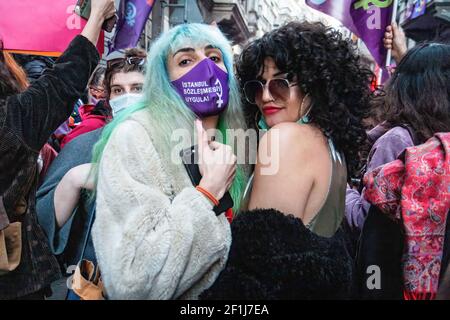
[378,67,383,86]
[385,0,399,67]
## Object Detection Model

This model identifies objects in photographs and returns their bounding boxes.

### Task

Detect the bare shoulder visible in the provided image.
[259,122,326,159]
[251,123,327,217]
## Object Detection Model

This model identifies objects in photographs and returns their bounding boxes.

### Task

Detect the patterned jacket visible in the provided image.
[364,133,450,299]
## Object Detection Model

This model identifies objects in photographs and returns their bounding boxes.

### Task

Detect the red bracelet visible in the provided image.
[195,186,219,206]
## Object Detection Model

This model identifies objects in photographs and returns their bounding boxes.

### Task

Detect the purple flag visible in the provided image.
[110,0,154,52]
[306,0,395,67]
[411,0,427,19]
[403,1,415,21]
[305,0,358,34]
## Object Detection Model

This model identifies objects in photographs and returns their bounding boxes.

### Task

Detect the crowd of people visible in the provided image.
[0,0,449,300]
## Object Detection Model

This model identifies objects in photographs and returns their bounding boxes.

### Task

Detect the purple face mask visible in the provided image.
[171,58,229,118]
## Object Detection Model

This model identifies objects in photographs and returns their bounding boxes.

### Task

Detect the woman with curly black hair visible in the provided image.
[201,21,374,299]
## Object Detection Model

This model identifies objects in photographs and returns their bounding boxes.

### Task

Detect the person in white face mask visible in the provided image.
[61,49,147,149]
[35,49,147,288]
[104,49,146,116]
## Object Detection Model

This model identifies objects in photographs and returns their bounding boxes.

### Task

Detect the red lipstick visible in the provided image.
[263,106,282,116]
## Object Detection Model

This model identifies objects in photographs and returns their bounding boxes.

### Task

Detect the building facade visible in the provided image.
[135,0,339,50]
[396,0,450,46]
[125,0,448,84]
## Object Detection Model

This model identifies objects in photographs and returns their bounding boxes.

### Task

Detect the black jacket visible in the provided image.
[354,206,450,300]
[0,35,99,299]
[201,208,354,300]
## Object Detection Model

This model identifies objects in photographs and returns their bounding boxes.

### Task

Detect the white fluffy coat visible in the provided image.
[92,109,231,300]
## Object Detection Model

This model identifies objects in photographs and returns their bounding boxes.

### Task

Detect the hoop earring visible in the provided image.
[299,93,312,124]
[254,110,269,130]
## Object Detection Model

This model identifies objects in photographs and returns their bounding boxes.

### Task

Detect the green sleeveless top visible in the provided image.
[240,138,347,238]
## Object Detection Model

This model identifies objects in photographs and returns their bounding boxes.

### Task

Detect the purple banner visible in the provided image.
[306,0,395,67]
[110,0,154,52]
[411,0,427,20]
[305,0,358,34]
[350,1,393,67]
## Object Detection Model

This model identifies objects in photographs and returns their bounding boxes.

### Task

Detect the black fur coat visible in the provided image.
[201,208,354,300]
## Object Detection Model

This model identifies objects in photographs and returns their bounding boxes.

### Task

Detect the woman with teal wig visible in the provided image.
[90,23,249,299]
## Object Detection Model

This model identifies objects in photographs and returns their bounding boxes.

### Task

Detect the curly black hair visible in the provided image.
[237,21,375,178]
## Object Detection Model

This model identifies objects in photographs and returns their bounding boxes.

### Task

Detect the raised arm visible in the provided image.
[80,0,116,46]
[384,23,408,65]
[4,0,115,151]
